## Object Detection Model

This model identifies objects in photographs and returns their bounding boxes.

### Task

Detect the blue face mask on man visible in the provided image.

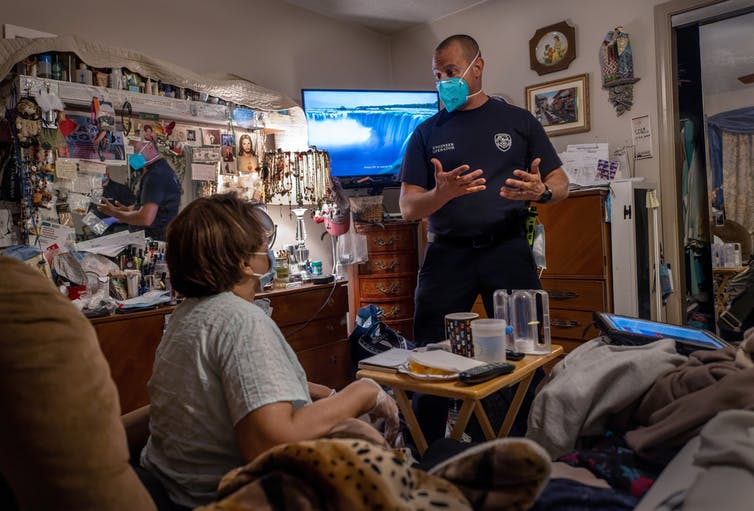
[436,52,481,112]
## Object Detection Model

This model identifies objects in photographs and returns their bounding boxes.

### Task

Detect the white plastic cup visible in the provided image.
[124,269,141,298]
[470,318,507,363]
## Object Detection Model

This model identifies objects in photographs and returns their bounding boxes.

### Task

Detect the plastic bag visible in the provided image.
[532,223,546,270]
[338,216,369,265]
[349,304,414,375]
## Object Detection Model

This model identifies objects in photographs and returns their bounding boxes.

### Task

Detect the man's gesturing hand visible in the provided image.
[432,158,485,202]
[499,157,547,201]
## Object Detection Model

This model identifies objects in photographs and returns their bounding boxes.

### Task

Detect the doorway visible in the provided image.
[655,0,754,341]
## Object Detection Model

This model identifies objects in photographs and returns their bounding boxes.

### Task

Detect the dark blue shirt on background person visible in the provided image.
[136,158,181,241]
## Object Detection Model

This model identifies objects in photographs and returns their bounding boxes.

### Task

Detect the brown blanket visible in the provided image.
[626,346,754,464]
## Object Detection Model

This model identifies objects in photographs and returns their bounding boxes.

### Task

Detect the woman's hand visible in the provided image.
[308,381,336,401]
[360,378,400,445]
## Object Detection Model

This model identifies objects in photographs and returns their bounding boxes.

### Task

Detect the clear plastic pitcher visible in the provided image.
[493,289,551,355]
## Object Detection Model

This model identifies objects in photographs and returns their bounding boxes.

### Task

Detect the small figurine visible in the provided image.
[15,97,42,147]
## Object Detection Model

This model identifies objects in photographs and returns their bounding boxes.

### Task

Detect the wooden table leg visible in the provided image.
[449,399,476,440]
[473,401,496,440]
[497,372,535,438]
[392,388,428,455]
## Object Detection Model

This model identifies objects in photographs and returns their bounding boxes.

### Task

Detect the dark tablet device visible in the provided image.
[593,311,729,353]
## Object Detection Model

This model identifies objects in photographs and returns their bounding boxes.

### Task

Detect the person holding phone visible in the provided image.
[398,34,569,444]
[97,141,180,241]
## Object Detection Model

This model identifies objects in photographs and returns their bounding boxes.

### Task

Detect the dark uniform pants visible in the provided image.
[412,234,541,444]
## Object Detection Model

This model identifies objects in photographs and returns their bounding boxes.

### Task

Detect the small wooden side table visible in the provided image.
[357,345,563,455]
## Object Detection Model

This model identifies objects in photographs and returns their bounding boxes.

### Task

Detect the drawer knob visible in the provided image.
[552,319,581,328]
[376,283,401,295]
[375,236,397,247]
[383,305,401,318]
[550,291,579,299]
[375,260,398,271]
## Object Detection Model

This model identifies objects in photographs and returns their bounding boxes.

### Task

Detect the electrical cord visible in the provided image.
[280,280,340,339]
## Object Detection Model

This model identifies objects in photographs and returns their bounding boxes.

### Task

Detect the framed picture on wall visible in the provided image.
[525,73,590,137]
[201,128,221,146]
[529,20,576,75]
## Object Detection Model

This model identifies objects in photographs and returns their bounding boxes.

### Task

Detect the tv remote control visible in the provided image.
[459,362,515,385]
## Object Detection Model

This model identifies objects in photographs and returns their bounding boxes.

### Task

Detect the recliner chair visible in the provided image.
[0,256,157,511]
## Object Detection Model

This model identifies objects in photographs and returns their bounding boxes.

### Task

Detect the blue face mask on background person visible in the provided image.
[436,52,480,112]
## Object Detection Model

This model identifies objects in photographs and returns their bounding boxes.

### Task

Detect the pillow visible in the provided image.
[0,257,156,511]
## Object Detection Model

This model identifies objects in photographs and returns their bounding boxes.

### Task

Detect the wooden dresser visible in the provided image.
[537,189,613,353]
[91,282,351,413]
[347,221,420,340]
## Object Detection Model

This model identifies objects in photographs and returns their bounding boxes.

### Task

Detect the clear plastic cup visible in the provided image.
[470,318,507,363]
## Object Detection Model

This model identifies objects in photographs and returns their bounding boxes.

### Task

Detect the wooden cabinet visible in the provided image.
[471,190,613,354]
[92,308,172,414]
[537,190,613,353]
[91,282,351,413]
[269,282,351,391]
[347,221,420,340]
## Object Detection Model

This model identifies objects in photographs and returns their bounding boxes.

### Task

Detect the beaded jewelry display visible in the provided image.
[261,149,331,208]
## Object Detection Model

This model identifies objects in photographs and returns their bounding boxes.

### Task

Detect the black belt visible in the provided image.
[428,224,525,249]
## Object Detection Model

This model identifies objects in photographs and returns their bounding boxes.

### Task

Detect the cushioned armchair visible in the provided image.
[0,256,157,511]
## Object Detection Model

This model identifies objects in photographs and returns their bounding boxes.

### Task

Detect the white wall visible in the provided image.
[2,0,393,268]
[389,0,668,182]
[1,0,393,100]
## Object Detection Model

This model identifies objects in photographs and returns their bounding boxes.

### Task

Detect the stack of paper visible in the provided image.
[558,143,615,189]
[358,348,413,373]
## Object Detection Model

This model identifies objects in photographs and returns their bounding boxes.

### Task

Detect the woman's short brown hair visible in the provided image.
[166,193,266,297]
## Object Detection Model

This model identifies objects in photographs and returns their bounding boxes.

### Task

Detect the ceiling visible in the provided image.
[700,10,754,94]
[282,0,489,34]
[282,0,754,96]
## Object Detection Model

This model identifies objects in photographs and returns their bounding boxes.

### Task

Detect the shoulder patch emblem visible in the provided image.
[495,133,512,152]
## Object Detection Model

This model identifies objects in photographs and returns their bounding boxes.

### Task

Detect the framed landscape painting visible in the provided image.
[525,73,590,136]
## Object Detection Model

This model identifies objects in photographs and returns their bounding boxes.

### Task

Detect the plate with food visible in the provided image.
[397,360,459,381]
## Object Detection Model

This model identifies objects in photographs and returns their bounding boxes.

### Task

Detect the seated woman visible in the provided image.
[140,193,398,509]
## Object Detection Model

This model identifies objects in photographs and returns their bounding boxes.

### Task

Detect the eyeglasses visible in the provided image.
[249,251,271,278]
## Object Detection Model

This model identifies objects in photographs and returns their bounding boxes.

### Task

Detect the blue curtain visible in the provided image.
[706,106,754,209]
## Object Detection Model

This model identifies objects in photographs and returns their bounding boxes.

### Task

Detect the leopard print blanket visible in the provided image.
[196,435,551,511]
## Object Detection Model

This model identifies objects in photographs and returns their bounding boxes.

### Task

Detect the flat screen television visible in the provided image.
[301,89,439,190]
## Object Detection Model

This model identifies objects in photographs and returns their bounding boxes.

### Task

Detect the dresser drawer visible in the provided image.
[282,316,348,352]
[359,276,415,300]
[362,228,417,254]
[359,253,418,276]
[383,318,413,341]
[550,309,602,340]
[359,297,414,321]
[296,339,352,390]
[270,284,347,328]
[541,279,607,312]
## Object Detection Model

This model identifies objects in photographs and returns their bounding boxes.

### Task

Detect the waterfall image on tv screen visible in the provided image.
[302,90,438,181]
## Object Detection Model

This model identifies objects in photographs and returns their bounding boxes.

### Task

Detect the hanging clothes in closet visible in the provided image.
[680,117,711,328]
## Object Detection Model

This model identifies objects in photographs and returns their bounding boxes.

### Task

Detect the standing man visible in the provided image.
[98,141,181,241]
[399,34,569,443]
